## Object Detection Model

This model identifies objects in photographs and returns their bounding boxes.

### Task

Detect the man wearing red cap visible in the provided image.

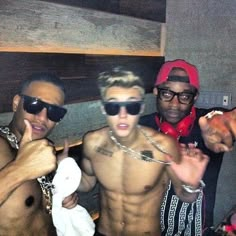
[140,59,236,235]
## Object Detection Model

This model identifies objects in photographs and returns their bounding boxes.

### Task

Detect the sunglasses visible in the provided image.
[157,88,196,105]
[20,94,67,122]
[103,101,143,116]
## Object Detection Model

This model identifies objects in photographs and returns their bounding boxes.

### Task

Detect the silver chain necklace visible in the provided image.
[109,126,172,165]
[0,126,54,214]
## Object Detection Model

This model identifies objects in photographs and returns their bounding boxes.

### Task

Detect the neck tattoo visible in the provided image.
[109,125,172,165]
[0,126,54,214]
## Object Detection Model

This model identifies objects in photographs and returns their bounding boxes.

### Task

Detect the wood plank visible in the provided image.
[0,52,164,113]
[0,0,165,56]
[119,0,166,22]
[42,0,166,22]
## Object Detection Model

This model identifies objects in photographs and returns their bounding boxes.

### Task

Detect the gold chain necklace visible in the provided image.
[109,126,172,165]
[0,126,54,214]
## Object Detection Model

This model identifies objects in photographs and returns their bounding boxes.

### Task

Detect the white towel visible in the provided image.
[52,157,95,236]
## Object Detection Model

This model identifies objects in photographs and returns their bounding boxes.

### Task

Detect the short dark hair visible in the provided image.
[19,72,66,98]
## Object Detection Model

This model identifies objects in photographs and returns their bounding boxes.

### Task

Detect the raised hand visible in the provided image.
[15,119,57,180]
[168,143,209,187]
[199,109,236,152]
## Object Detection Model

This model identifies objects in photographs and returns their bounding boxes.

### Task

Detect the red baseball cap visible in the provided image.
[155,59,199,90]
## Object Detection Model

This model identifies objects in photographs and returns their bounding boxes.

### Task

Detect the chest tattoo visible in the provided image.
[96,146,113,157]
[141,150,154,161]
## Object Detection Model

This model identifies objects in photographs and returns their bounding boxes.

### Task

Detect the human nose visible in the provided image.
[169,94,180,105]
[35,107,48,121]
[118,106,128,117]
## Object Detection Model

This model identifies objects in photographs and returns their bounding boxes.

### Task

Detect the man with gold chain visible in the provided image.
[0,72,77,236]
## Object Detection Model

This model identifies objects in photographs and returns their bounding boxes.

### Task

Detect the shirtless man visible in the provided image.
[0,73,76,236]
[78,68,209,236]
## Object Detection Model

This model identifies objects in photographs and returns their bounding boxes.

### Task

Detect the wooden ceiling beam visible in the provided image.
[42,0,166,22]
[0,0,166,56]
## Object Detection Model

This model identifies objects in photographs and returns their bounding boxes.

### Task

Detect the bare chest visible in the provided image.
[92,151,167,194]
[0,180,44,226]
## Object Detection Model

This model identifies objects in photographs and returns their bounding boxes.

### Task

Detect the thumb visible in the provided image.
[57,139,69,163]
[20,119,33,147]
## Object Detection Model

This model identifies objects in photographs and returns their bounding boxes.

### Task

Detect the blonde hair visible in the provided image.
[97,67,145,100]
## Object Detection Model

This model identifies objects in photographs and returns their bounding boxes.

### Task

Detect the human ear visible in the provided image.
[140,103,145,114]
[12,94,21,112]
[153,87,158,96]
[100,105,106,115]
[193,92,199,103]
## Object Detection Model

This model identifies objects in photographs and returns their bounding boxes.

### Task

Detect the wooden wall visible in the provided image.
[0,52,164,113]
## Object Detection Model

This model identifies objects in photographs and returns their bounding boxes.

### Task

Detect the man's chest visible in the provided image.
[0,180,43,221]
[92,152,166,193]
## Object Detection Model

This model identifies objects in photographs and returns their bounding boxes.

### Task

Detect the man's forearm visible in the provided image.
[170,174,199,203]
[167,164,204,203]
[175,185,199,203]
[77,172,96,192]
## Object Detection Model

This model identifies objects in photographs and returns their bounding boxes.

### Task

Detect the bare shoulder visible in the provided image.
[140,125,176,143]
[140,125,180,162]
[82,126,109,154]
[83,126,109,144]
[0,136,15,168]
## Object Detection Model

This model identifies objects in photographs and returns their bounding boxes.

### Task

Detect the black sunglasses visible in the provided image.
[20,94,67,122]
[157,88,196,105]
[103,101,143,116]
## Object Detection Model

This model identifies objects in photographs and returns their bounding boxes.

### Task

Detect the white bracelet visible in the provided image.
[182,180,206,193]
[204,110,223,119]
